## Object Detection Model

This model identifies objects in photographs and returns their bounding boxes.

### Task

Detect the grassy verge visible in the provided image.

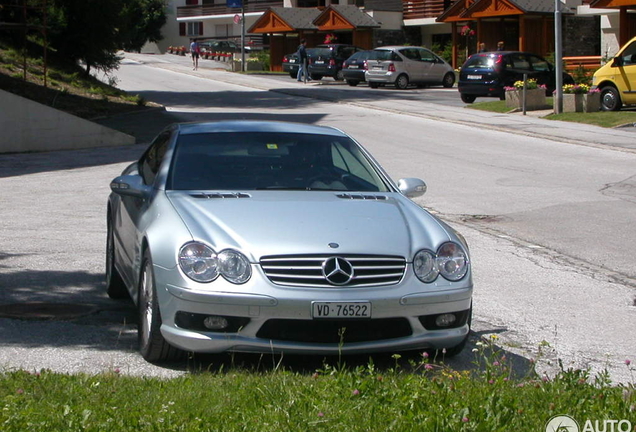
[1,339,634,431]
[468,97,636,128]
[0,37,158,119]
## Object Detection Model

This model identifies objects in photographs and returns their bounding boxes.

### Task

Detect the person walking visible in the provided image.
[296,39,310,83]
[478,42,487,53]
[190,39,200,70]
[497,41,505,51]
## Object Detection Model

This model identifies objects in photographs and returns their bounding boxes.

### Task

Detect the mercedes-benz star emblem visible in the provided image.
[322,257,354,286]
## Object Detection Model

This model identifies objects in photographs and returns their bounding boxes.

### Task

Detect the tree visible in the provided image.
[46,0,166,75]
[118,0,167,53]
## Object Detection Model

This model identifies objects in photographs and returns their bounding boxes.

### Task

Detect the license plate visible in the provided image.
[467,75,482,80]
[348,65,359,69]
[312,302,371,319]
[315,60,325,64]
[373,66,383,70]
[289,59,296,63]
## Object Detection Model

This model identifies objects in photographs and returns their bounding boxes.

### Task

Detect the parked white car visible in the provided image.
[365,46,456,89]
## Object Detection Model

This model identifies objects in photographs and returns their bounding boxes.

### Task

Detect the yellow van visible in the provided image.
[592,36,636,111]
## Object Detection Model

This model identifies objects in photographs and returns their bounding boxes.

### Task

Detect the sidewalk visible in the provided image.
[116,53,636,153]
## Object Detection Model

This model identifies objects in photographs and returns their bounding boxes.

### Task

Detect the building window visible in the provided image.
[185,0,198,5]
[187,21,203,36]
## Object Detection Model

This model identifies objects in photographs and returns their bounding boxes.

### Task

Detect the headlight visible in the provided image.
[436,242,469,281]
[178,242,252,284]
[413,250,438,283]
[217,250,251,284]
[179,242,219,283]
[413,242,469,283]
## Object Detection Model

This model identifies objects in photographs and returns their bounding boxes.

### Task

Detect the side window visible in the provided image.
[400,49,419,61]
[620,41,636,65]
[529,55,550,72]
[419,49,436,62]
[140,132,171,186]
[392,52,403,62]
[510,54,530,70]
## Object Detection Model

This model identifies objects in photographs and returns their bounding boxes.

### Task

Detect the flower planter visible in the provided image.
[562,93,601,113]
[505,88,547,111]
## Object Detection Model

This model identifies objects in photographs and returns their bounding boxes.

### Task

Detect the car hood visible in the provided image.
[166,191,453,261]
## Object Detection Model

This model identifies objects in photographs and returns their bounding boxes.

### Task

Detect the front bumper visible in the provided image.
[154,265,473,355]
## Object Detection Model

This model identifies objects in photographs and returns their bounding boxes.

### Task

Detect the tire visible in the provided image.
[138,251,183,362]
[106,216,129,299]
[310,74,323,81]
[600,86,622,111]
[460,93,477,104]
[289,71,296,79]
[369,82,380,89]
[346,79,359,87]
[395,74,409,90]
[335,69,344,81]
[442,72,455,88]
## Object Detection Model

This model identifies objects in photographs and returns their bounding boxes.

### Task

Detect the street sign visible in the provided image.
[227,0,242,7]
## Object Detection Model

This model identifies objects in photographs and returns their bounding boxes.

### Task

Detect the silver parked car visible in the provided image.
[366,46,456,89]
[106,121,473,362]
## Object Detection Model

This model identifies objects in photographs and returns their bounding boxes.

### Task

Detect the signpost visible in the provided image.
[554,0,563,114]
[228,0,245,72]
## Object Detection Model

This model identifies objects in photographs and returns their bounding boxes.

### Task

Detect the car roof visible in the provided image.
[175,121,349,137]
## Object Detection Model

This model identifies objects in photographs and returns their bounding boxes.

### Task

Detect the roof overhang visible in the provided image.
[590,0,636,8]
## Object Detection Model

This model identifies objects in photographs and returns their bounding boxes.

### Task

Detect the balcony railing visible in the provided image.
[177,0,283,18]
[403,0,449,20]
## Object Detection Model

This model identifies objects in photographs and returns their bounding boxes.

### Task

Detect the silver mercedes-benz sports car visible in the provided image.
[106,121,473,362]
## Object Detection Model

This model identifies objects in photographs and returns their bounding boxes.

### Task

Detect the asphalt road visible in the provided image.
[1,53,634,382]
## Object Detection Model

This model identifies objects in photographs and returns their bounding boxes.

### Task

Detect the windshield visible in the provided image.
[463,54,500,70]
[168,132,391,192]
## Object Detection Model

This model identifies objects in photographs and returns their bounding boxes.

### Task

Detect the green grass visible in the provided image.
[1,340,634,431]
[545,111,636,128]
[468,98,636,128]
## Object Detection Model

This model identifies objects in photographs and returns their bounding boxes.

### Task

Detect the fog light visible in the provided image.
[203,316,229,330]
[435,314,457,328]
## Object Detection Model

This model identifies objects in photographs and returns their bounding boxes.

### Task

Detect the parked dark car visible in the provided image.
[342,50,373,86]
[308,44,362,81]
[458,52,574,103]
[199,40,251,54]
[282,48,319,78]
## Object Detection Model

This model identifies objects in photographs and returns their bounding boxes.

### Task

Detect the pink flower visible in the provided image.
[488,380,494,385]
[626,359,631,366]
[493,361,500,367]
[352,389,360,396]
[462,417,469,423]
[318,412,325,418]
[425,364,434,370]
[16,389,24,394]
[422,352,429,359]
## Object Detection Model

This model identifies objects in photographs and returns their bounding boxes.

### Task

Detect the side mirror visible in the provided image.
[110,175,152,199]
[612,56,623,67]
[398,178,427,198]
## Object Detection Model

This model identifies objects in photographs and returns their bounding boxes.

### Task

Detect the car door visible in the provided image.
[398,48,425,82]
[614,40,636,105]
[527,54,554,90]
[504,53,532,87]
[419,48,445,83]
[115,131,170,279]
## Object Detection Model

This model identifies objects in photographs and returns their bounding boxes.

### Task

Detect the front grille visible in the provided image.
[260,254,406,288]
[256,318,412,343]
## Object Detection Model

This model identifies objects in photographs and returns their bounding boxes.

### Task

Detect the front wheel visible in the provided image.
[138,251,183,362]
[600,86,622,111]
[442,72,455,88]
[395,74,409,90]
[310,74,323,81]
[289,71,296,79]
[460,93,477,104]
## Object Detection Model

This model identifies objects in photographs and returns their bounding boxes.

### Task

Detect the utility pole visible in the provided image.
[554,0,563,114]
[241,3,245,72]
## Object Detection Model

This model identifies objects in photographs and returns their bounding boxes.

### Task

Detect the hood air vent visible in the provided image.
[190,192,251,199]
[336,193,388,201]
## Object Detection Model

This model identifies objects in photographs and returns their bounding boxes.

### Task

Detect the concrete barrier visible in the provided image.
[0,89,135,154]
